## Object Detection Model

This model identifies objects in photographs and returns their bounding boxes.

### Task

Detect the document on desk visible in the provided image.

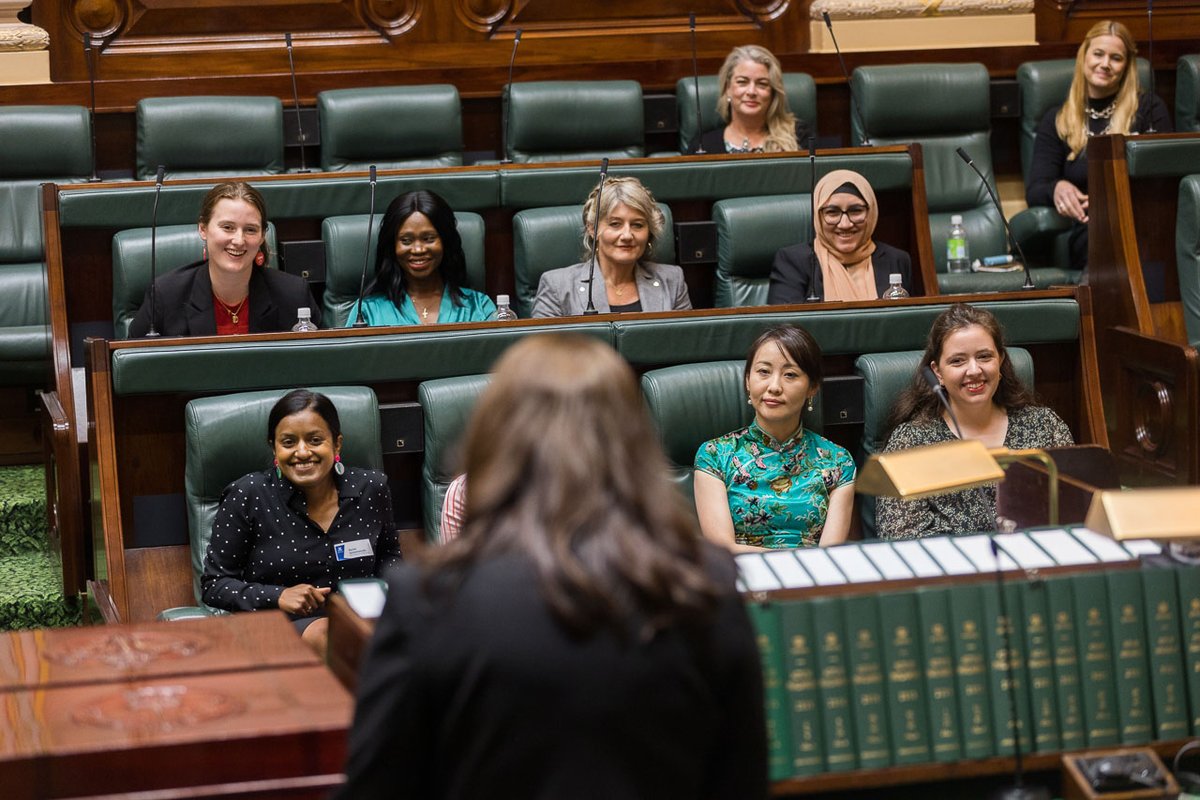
[954,534,1019,572]
[890,540,944,578]
[992,531,1057,569]
[793,548,847,585]
[762,550,815,588]
[920,537,976,575]
[826,545,883,583]
[860,542,915,580]
[1027,528,1098,565]
[735,553,783,592]
[1072,528,1135,563]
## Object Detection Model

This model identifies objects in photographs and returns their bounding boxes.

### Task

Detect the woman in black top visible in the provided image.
[688,44,808,155]
[1026,20,1172,271]
[202,389,401,656]
[339,334,767,800]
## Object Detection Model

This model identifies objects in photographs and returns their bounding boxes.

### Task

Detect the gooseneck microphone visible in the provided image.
[351,165,378,328]
[583,157,610,316]
[921,364,963,440]
[824,11,870,147]
[284,33,310,173]
[954,146,1035,290]
[500,29,523,164]
[688,13,705,154]
[1145,0,1157,133]
[145,165,166,338]
[805,135,821,303]
[83,34,100,183]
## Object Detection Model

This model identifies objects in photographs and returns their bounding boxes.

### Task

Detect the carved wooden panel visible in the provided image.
[1035,0,1200,46]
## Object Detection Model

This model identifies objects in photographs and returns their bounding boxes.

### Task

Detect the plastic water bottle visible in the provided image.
[494,294,518,321]
[882,273,909,300]
[946,214,970,274]
[291,307,317,332]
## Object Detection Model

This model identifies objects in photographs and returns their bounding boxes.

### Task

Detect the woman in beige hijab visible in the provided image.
[767,169,913,303]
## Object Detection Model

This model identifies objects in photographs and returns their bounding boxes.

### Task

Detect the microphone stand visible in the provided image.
[145,165,166,338]
[824,12,870,147]
[583,157,610,316]
[805,135,821,303]
[688,13,705,154]
[284,33,310,173]
[84,34,101,183]
[351,165,378,328]
[1145,0,1157,133]
[500,29,523,164]
[955,147,1035,290]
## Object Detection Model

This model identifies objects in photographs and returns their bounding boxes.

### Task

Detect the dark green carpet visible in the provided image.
[0,465,81,630]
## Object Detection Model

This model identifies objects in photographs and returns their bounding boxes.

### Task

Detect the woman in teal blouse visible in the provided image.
[346,190,495,326]
[694,325,856,551]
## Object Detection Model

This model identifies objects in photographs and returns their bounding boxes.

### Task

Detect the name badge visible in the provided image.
[334,539,374,561]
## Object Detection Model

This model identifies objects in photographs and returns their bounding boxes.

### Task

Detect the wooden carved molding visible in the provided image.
[453,0,511,33]
[735,0,790,22]
[358,0,421,36]
[68,0,128,41]
[811,0,1032,19]
[1133,378,1173,456]
[0,23,49,51]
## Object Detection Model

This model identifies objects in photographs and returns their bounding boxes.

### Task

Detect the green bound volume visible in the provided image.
[1071,572,1120,746]
[1175,564,1200,734]
[811,596,857,771]
[948,582,995,759]
[842,593,891,769]
[1141,564,1189,741]
[1043,576,1086,751]
[878,590,931,765]
[915,586,962,762]
[778,599,825,776]
[981,581,1034,755]
[1105,570,1153,744]
[746,601,793,781]
[1019,581,1061,752]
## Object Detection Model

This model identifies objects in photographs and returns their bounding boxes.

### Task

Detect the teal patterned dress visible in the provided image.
[695,422,856,549]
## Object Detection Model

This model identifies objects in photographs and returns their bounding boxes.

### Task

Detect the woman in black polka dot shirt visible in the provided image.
[202,389,402,655]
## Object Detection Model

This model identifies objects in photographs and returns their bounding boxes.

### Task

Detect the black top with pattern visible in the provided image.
[201,466,402,612]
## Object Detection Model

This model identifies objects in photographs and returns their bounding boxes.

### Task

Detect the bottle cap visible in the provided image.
[888,273,901,283]
[950,214,963,225]
[497,294,510,305]
[297,307,311,318]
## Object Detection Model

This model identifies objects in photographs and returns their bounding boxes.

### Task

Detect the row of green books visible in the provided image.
[737,530,1198,782]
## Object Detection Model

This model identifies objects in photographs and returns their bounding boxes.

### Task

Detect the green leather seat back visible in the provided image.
[852,63,1006,275]
[854,347,1033,537]
[712,194,810,308]
[0,105,93,180]
[1177,175,1200,347]
[0,262,51,386]
[417,374,491,543]
[641,360,822,505]
[506,80,644,163]
[511,203,675,318]
[137,96,286,180]
[675,73,818,153]
[1179,56,1200,134]
[184,386,382,609]
[317,85,464,171]
[321,211,486,327]
[111,223,280,339]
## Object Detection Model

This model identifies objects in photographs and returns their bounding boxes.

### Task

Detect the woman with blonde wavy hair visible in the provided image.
[1026,20,1171,271]
[688,44,809,155]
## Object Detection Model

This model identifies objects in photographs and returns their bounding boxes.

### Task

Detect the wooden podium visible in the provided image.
[0,612,352,799]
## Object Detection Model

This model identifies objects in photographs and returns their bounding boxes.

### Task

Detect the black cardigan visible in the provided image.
[767,240,914,304]
[687,118,811,155]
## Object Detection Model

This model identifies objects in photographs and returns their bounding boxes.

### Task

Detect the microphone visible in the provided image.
[145,164,166,338]
[500,29,523,164]
[824,11,870,147]
[688,13,705,154]
[1145,0,1156,133]
[83,34,100,183]
[805,135,821,302]
[921,364,963,440]
[583,157,610,316]
[284,33,310,173]
[351,165,378,328]
[954,146,1035,290]
[987,536,1051,800]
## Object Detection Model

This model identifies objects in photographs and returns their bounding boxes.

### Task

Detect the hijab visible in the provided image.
[812,169,879,302]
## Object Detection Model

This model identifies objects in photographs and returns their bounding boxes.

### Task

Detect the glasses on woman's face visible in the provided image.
[820,204,869,225]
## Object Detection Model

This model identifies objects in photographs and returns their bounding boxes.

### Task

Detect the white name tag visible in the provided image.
[334,539,374,561]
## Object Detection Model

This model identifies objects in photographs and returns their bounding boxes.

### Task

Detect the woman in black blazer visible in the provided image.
[128,181,319,337]
[768,169,913,304]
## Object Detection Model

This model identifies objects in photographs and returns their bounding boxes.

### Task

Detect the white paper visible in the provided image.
[993,532,1057,569]
[920,537,978,575]
[1073,528,1135,563]
[794,548,848,585]
[340,580,387,619]
[891,540,945,578]
[762,550,815,588]
[954,534,1019,571]
[860,542,916,580]
[826,545,883,583]
[1122,539,1164,557]
[735,553,783,592]
[1028,529,1099,565]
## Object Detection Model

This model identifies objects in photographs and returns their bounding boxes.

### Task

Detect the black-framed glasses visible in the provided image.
[819,204,869,225]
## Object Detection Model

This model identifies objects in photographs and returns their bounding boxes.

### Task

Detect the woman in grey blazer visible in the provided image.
[531,177,692,317]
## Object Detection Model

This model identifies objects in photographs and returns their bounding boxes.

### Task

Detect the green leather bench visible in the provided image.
[159,385,383,620]
[675,72,817,154]
[136,96,286,181]
[317,85,464,171]
[711,194,810,308]
[417,374,491,543]
[505,80,644,163]
[1177,175,1200,347]
[321,212,487,327]
[1179,56,1200,134]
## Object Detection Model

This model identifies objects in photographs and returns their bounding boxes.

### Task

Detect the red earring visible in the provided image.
[202,246,207,261]
[254,251,265,266]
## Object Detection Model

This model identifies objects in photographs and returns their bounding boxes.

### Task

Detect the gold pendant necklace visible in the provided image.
[215,295,247,324]
[421,306,428,321]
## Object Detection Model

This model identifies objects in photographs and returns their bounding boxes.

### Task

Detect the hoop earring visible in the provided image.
[254,251,265,267]
[334,454,345,476]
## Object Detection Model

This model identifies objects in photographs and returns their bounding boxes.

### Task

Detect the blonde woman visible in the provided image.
[1026,20,1171,270]
[689,44,808,154]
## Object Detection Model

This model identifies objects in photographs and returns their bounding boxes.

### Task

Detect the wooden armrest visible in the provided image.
[88,579,122,625]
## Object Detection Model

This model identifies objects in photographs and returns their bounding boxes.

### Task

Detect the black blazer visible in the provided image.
[767,241,913,304]
[688,118,811,155]
[128,260,321,338]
